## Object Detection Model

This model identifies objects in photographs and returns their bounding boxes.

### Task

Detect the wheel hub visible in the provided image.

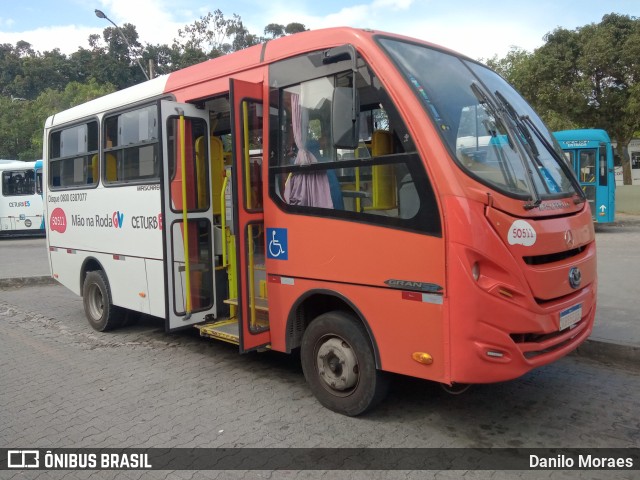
[316,337,358,391]
[88,284,104,319]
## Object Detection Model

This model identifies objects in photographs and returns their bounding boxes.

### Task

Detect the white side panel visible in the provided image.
[106,256,150,313]
[51,249,156,315]
[46,185,163,258]
[46,184,164,317]
[145,259,166,318]
[1,218,15,231]
[49,248,85,295]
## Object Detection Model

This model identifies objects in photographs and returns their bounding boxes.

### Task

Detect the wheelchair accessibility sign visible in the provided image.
[267,228,288,260]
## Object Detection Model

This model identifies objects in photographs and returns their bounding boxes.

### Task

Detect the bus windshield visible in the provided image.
[378,38,580,202]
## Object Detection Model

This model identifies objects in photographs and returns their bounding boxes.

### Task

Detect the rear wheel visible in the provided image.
[83,270,121,331]
[301,311,389,416]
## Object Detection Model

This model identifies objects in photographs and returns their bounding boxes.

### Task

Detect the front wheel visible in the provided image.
[301,311,389,416]
[83,270,121,332]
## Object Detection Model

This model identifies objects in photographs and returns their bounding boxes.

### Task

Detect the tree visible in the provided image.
[0,80,115,160]
[285,23,307,35]
[264,23,285,39]
[174,9,257,59]
[0,9,311,159]
[508,14,640,184]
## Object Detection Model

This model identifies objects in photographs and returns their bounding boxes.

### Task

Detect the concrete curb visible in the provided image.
[574,338,640,370]
[0,275,57,289]
[0,276,637,370]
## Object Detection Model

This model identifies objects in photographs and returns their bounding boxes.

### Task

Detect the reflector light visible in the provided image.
[411,352,433,365]
[472,262,480,281]
[498,288,513,298]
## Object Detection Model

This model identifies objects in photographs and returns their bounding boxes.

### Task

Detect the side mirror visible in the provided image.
[332,86,360,149]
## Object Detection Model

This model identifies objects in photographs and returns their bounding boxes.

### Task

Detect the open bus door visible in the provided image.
[230,79,271,352]
[160,100,219,331]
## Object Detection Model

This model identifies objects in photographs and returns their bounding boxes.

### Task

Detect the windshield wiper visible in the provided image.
[493,91,586,205]
[470,82,541,210]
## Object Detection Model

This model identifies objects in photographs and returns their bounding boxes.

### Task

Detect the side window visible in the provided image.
[2,169,35,196]
[598,144,607,187]
[166,116,209,212]
[103,105,159,184]
[49,121,99,189]
[269,56,440,235]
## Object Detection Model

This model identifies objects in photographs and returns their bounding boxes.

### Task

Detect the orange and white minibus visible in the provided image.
[44,27,596,415]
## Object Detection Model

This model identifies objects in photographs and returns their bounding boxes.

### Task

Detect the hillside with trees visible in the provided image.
[0,10,305,160]
[2,11,639,184]
[486,13,640,185]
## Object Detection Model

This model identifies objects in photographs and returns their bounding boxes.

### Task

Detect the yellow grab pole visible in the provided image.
[220,172,229,267]
[179,115,192,318]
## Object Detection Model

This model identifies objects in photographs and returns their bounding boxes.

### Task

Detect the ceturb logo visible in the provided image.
[9,200,30,207]
[49,208,67,233]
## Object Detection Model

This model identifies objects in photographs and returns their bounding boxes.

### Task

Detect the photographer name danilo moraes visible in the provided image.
[530,454,634,469]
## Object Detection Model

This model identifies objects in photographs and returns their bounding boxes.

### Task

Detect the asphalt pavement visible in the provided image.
[1,215,638,368]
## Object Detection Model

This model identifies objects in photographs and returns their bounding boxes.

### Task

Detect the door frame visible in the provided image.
[229,78,271,352]
[160,99,217,331]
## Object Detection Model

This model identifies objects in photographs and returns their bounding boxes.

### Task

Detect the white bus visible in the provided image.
[0,160,44,235]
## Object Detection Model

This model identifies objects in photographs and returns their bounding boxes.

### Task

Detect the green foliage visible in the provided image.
[174,9,262,60]
[0,9,308,159]
[491,13,640,184]
[0,80,115,160]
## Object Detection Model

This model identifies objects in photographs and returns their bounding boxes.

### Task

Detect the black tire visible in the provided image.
[82,270,122,332]
[301,311,389,416]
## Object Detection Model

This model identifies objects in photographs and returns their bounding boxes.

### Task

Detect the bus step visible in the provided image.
[196,319,239,345]
[223,297,269,312]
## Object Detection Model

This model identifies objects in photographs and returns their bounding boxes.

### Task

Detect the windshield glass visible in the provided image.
[378,38,580,200]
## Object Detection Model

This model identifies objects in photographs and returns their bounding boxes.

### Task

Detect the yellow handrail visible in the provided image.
[179,115,192,318]
[220,172,229,267]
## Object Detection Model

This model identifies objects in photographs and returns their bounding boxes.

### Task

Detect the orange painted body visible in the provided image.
[163,28,596,385]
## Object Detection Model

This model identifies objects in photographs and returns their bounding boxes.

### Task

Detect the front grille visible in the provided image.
[510,317,585,359]
[510,318,583,344]
[523,246,584,265]
[522,336,575,359]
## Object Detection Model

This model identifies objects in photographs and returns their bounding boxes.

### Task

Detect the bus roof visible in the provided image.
[45,27,464,128]
[0,160,37,169]
[45,75,169,129]
[553,129,611,144]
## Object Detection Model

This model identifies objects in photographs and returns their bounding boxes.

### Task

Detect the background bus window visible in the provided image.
[579,150,596,183]
[2,169,35,196]
[599,144,608,187]
[49,121,99,189]
[103,105,159,184]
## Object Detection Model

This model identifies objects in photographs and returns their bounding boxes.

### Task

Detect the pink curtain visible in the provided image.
[284,93,333,208]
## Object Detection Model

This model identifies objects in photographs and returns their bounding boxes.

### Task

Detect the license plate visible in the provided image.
[559,304,582,331]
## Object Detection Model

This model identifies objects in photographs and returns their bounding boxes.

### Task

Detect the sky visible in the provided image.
[0,0,639,61]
